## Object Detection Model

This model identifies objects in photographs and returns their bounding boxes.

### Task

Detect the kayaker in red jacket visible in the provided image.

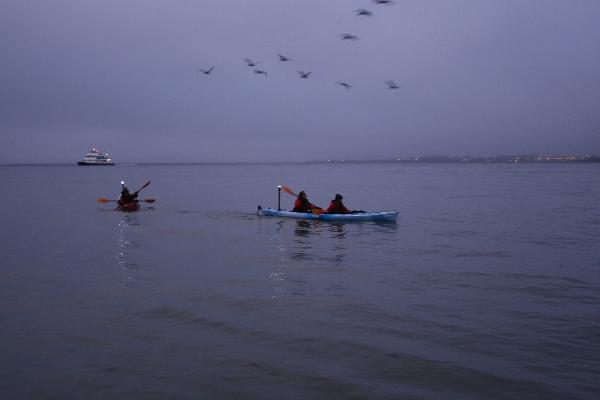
[118,183,138,206]
[293,191,320,213]
[326,194,351,214]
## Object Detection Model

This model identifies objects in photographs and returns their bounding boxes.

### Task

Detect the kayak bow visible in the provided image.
[117,201,140,212]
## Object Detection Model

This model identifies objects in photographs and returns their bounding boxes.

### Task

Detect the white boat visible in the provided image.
[77,147,115,166]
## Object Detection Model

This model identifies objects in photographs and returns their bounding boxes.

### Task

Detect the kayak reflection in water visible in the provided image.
[292,191,322,213]
[326,194,366,214]
[118,181,138,206]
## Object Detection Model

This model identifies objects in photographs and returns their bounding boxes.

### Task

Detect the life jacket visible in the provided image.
[119,190,137,205]
[326,200,350,214]
[293,198,311,213]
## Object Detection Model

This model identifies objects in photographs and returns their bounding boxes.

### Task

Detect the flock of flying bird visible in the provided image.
[197,0,400,91]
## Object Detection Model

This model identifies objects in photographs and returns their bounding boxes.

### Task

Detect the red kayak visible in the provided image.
[117,201,140,212]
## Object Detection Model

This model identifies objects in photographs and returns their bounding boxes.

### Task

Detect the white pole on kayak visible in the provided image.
[277,185,282,211]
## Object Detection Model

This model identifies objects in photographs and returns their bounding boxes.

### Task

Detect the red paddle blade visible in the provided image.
[97,198,112,203]
[143,198,156,203]
[281,185,296,196]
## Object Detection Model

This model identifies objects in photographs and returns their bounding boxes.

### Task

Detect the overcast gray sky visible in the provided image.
[1,0,600,163]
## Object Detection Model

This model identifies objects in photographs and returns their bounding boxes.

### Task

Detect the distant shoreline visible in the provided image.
[361,154,600,164]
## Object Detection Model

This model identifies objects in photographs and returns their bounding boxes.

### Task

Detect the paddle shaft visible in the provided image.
[134,180,151,196]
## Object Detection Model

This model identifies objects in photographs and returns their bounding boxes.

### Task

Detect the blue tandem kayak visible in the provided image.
[257,207,398,222]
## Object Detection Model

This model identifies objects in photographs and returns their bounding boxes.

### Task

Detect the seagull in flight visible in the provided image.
[297,71,312,79]
[277,53,291,62]
[385,80,399,89]
[355,9,373,16]
[336,81,352,89]
[198,66,215,75]
[254,69,268,77]
[340,33,359,41]
[244,58,260,67]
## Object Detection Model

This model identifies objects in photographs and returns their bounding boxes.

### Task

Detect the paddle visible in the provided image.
[281,185,297,197]
[134,180,151,196]
[97,198,156,203]
[281,185,325,214]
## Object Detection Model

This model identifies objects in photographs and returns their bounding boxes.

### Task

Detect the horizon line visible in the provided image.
[2,154,600,167]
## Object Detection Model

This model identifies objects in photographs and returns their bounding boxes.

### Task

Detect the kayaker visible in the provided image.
[326,194,351,214]
[118,182,138,205]
[292,191,320,213]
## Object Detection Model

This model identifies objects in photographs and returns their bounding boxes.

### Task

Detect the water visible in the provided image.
[1,163,599,399]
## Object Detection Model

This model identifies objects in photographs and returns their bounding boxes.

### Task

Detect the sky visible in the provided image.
[1,0,600,163]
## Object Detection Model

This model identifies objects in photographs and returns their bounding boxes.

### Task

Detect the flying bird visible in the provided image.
[355,9,373,16]
[254,69,268,77]
[244,58,260,67]
[336,81,352,89]
[297,71,312,79]
[198,66,215,75]
[340,33,359,41]
[385,80,399,89]
[277,53,291,62]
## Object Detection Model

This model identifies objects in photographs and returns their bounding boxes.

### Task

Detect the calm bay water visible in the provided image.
[1,162,599,399]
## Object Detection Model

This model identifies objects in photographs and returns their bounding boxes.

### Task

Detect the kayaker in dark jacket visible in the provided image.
[293,191,320,213]
[118,183,138,205]
[326,194,351,214]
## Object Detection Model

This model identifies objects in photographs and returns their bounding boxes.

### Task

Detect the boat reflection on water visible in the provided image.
[266,217,398,300]
[327,223,347,264]
[269,221,287,300]
[116,214,140,288]
[291,220,320,261]
[291,220,348,263]
[290,219,398,263]
[293,220,313,238]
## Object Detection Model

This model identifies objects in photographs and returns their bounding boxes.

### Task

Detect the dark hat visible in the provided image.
[335,193,343,200]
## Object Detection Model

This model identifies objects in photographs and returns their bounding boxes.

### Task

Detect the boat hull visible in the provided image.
[258,208,398,222]
[77,161,115,166]
[117,202,140,212]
